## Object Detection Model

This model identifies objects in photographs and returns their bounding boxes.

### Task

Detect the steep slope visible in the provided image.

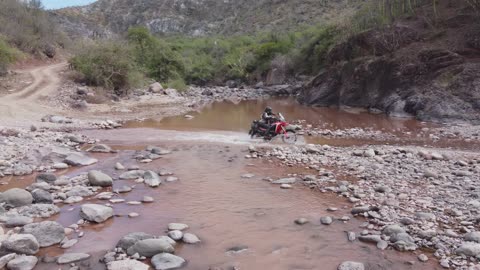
[298,1,480,123]
[53,0,359,37]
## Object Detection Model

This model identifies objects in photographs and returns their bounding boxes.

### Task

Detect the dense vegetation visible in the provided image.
[0,0,67,74]
[69,0,479,93]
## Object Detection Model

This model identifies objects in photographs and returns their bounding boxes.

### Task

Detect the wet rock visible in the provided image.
[359,235,382,244]
[119,170,145,180]
[294,218,309,225]
[64,196,83,204]
[17,204,60,218]
[142,196,154,203]
[0,234,39,255]
[158,236,176,246]
[147,146,171,155]
[144,171,162,187]
[61,239,78,249]
[64,153,98,166]
[20,221,65,247]
[382,224,406,236]
[126,238,174,257]
[377,240,388,250]
[168,223,189,231]
[351,206,371,215]
[57,253,90,264]
[87,144,112,153]
[5,216,33,228]
[272,178,296,184]
[338,261,365,270]
[80,204,114,223]
[115,163,125,170]
[0,188,33,207]
[241,174,255,179]
[128,212,139,218]
[456,242,480,257]
[66,186,93,197]
[465,232,480,243]
[280,184,292,189]
[151,253,186,270]
[167,230,183,241]
[116,232,155,251]
[31,189,53,204]
[116,186,132,193]
[35,173,57,183]
[53,163,69,169]
[347,232,356,241]
[6,255,38,270]
[0,254,16,268]
[320,216,333,225]
[165,176,178,182]
[107,259,149,270]
[88,170,113,187]
[418,254,428,262]
[182,233,200,244]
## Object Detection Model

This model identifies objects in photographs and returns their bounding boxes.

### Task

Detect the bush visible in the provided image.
[0,0,68,55]
[0,38,22,75]
[69,41,143,92]
[167,78,188,92]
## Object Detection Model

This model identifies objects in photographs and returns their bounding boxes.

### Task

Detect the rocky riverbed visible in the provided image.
[250,143,480,269]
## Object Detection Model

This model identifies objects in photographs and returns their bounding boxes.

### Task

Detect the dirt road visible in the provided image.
[0,62,67,127]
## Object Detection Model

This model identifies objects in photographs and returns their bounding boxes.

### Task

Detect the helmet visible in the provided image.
[264,106,272,113]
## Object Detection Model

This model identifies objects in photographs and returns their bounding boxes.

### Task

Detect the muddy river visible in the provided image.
[6,98,448,269]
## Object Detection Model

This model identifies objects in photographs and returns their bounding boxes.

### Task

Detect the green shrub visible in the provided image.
[167,78,188,92]
[0,38,22,75]
[69,41,142,92]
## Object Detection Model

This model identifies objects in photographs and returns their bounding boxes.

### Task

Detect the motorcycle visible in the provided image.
[249,113,297,144]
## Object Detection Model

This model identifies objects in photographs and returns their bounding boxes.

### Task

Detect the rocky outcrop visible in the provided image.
[53,0,358,37]
[298,14,480,124]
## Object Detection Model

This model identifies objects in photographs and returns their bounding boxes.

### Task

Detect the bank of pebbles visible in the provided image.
[251,144,480,269]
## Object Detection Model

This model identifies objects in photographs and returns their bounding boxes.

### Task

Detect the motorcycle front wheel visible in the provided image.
[282,131,297,144]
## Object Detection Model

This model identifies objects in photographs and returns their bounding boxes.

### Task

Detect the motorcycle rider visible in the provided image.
[260,106,278,137]
[261,106,277,125]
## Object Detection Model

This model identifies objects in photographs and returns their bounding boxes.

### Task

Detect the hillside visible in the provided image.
[52,0,360,37]
[298,1,480,123]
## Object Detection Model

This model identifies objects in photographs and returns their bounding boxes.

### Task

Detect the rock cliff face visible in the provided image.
[52,0,357,37]
[298,3,480,123]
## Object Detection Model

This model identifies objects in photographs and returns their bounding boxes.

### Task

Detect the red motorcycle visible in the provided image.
[249,113,297,144]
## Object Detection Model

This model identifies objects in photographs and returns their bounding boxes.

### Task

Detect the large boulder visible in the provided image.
[107,259,149,270]
[151,253,186,270]
[64,153,98,166]
[126,238,174,257]
[31,189,53,204]
[116,232,156,251]
[0,234,39,255]
[80,204,114,223]
[20,221,65,247]
[88,170,113,187]
[0,188,33,207]
[6,255,38,270]
[149,82,164,93]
